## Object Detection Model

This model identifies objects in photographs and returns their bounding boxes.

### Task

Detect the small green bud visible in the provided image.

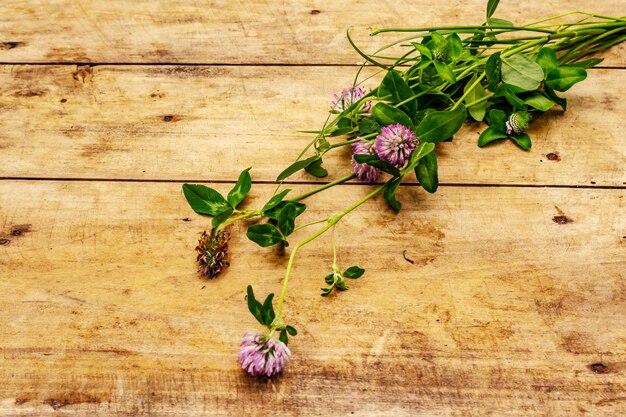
[432,42,450,61]
[506,111,532,135]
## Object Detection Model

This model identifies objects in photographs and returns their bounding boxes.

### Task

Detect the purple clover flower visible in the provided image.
[375,124,419,168]
[238,332,291,377]
[351,138,381,183]
[331,86,371,114]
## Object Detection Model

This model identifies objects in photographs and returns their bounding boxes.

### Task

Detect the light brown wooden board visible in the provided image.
[1,181,624,416]
[0,1,624,66]
[0,65,624,186]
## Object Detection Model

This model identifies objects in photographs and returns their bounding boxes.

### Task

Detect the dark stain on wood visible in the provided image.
[546,152,560,161]
[10,224,32,237]
[80,137,128,158]
[14,398,28,405]
[552,215,572,224]
[310,9,321,15]
[43,393,101,410]
[155,49,173,58]
[552,206,573,224]
[589,363,610,374]
[560,331,592,353]
[0,41,26,50]
[72,65,93,83]
[402,250,414,264]
[45,47,90,62]
[44,398,71,410]
[60,98,67,103]
[12,88,47,98]
[0,238,10,245]
[163,115,180,122]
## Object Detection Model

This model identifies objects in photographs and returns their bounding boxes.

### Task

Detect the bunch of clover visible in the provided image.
[183,1,626,377]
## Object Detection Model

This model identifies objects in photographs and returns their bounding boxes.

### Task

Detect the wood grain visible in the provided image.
[0,65,624,186]
[1,181,624,416]
[0,0,624,66]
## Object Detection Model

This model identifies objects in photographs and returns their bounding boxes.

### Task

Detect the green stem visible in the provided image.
[293,218,330,233]
[559,26,626,62]
[371,25,556,36]
[289,173,356,202]
[331,226,338,269]
[218,211,260,230]
[394,86,438,108]
[465,92,494,109]
[522,11,619,27]
[330,138,359,149]
[275,184,386,315]
[567,32,626,61]
[451,73,485,110]
[500,37,548,58]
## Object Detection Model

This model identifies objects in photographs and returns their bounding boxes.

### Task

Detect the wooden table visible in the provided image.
[1,1,624,416]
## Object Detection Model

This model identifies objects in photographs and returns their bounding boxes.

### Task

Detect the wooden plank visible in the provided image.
[0,0,624,66]
[0,65,624,186]
[0,181,624,416]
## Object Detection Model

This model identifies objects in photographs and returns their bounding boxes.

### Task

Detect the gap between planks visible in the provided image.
[0,177,624,190]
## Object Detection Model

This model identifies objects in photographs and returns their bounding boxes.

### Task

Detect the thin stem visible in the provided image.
[330,138,359,149]
[500,37,548,58]
[275,184,386,315]
[567,32,626,61]
[218,211,260,230]
[465,92,493,109]
[522,11,592,27]
[371,25,556,36]
[289,173,356,202]
[451,73,485,110]
[393,86,438,108]
[293,218,330,233]
[331,226,338,268]
[559,26,626,62]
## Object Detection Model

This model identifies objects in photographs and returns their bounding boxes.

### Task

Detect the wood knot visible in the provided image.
[552,216,572,224]
[0,41,26,50]
[589,363,610,374]
[72,65,93,83]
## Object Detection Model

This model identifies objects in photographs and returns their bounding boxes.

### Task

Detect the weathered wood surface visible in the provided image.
[0,181,624,416]
[0,65,624,186]
[0,1,624,66]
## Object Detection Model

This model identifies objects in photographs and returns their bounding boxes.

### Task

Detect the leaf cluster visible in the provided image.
[321,266,365,296]
[182,168,252,229]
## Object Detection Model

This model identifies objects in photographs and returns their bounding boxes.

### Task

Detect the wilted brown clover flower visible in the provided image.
[195,229,230,278]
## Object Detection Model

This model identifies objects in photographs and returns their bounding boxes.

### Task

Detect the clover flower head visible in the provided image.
[331,86,371,113]
[505,111,532,135]
[375,124,420,167]
[195,229,229,278]
[238,332,291,377]
[432,42,450,62]
[351,137,381,183]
